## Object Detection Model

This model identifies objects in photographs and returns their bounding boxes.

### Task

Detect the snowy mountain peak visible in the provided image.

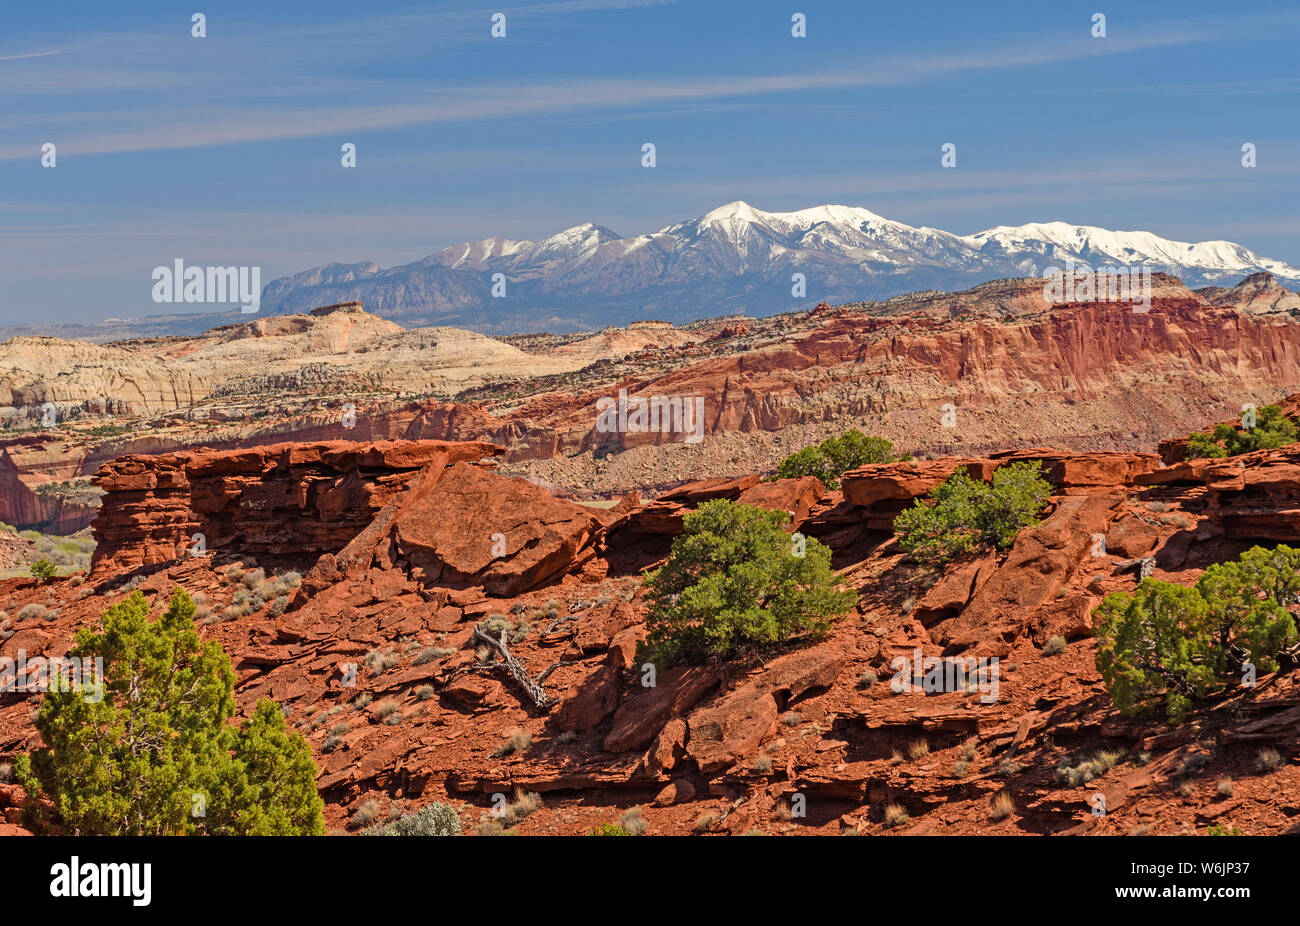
[782,203,892,227]
[539,222,622,248]
[263,201,1300,330]
[699,200,764,224]
[686,200,893,233]
[965,221,1289,276]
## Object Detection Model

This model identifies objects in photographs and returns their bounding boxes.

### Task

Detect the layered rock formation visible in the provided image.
[0,336,208,419]
[1138,443,1300,543]
[90,440,503,573]
[0,447,95,533]
[0,301,581,421]
[424,296,1300,481]
[1195,271,1300,317]
[836,449,1160,530]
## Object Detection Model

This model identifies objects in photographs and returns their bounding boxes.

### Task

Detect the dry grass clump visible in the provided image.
[495,789,541,827]
[989,792,1014,821]
[491,729,533,757]
[349,799,382,830]
[617,806,648,836]
[884,803,910,828]
[1055,750,1123,787]
[1256,747,1284,773]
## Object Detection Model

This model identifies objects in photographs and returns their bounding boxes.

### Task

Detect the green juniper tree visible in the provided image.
[1094,580,1220,725]
[893,460,1052,564]
[29,559,56,583]
[637,499,856,667]
[1186,404,1299,459]
[15,588,324,835]
[1094,545,1300,723]
[776,430,902,489]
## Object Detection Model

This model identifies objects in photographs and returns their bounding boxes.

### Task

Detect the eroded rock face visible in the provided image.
[394,462,605,596]
[1139,443,1300,542]
[7,294,1300,531]
[686,645,845,774]
[0,446,95,533]
[417,299,1300,470]
[90,440,502,573]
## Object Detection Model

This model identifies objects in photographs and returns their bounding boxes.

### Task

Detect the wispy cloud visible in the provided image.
[3,9,1294,159]
[0,50,60,62]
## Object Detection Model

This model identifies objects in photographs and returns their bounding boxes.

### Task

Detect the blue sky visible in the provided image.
[2,0,1298,325]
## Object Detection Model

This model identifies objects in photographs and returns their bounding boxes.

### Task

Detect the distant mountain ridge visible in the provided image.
[258,201,1300,332]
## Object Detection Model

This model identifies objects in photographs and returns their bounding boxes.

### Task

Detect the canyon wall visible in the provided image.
[90,439,502,573]
[0,446,96,533]
[402,298,1300,462]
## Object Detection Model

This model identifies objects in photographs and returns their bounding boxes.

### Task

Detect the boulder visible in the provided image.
[637,717,687,779]
[653,778,696,806]
[841,460,974,508]
[603,666,720,753]
[659,475,760,503]
[736,476,827,524]
[394,462,604,596]
[1105,516,1161,558]
[913,557,994,626]
[556,646,629,732]
[443,676,503,708]
[685,646,846,773]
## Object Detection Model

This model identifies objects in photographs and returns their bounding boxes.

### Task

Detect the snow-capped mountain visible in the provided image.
[259,202,1300,332]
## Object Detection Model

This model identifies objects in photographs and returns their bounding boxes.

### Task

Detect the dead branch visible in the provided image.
[472,625,554,710]
[537,657,581,686]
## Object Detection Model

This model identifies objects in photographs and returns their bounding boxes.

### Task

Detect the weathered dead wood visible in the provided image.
[472,625,556,709]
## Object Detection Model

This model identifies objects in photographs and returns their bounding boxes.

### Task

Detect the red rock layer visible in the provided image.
[1138,443,1300,542]
[0,447,95,533]
[90,440,502,573]
[6,296,1300,534]
[401,299,1300,460]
